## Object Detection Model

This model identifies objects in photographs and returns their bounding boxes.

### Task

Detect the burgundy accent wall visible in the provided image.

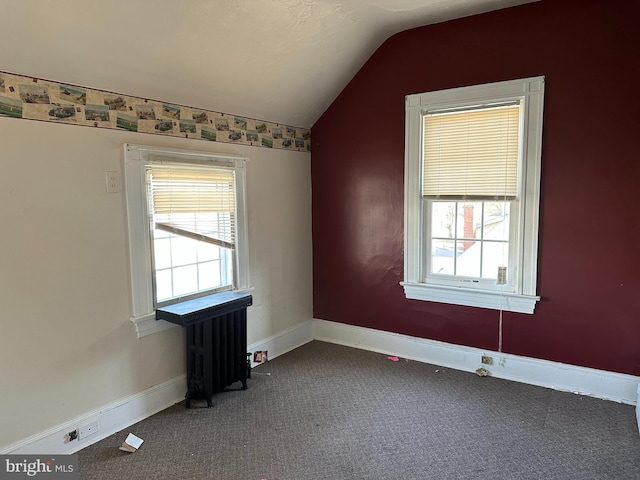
[311,0,640,375]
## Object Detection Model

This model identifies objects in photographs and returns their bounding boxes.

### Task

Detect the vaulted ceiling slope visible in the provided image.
[2,0,536,129]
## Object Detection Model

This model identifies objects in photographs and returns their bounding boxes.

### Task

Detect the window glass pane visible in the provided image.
[153,236,172,269]
[197,241,219,262]
[154,228,172,239]
[222,248,233,286]
[172,265,198,296]
[170,235,198,267]
[198,261,221,290]
[483,202,510,241]
[431,239,456,275]
[482,241,509,279]
[155,269,173,303]
[456,202,482,241]
[456,239,481,277]
[431,202,456,238]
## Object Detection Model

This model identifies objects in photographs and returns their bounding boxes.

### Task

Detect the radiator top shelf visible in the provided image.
[155,291,253,327]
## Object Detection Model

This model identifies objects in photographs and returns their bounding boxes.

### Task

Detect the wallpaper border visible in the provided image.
[0,71,310,152]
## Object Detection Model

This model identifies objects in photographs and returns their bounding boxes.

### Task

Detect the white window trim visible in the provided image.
[401,77,544,314]
[124,144,251,337]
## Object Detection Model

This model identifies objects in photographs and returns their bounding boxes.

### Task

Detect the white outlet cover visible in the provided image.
[79,421,100,439]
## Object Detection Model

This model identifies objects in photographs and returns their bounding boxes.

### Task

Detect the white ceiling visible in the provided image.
[2,0,535,128]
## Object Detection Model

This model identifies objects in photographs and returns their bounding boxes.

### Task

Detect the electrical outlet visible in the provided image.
[105,171,121,193]
[481,355,493,365]
[79,421,100,440]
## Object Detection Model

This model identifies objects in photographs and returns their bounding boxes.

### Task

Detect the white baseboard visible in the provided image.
[2,374,186,455]
[637,385,640,431]
[248,320,314,367]
[313,319,640,406]
[7,317,636,455]
[1,321,314,455]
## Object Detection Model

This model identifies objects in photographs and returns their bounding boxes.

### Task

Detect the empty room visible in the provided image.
[1,0,639,478]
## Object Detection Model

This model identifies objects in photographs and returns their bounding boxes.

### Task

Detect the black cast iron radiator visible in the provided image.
[156,291,253,408]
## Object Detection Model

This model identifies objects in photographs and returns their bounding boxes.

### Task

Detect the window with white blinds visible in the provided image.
[146,160,238,305]
[422,103,520,200]
[125,144,250,330]
[402,77,544,314]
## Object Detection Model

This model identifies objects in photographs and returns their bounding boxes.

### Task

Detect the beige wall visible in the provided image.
[0,116,312,449]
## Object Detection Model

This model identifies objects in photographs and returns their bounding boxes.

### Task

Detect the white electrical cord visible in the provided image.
[498,308,503,353]
[495,202,508,354]
[496,265,507,353]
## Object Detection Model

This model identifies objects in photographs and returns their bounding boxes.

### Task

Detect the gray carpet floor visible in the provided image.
[78,341,640,479]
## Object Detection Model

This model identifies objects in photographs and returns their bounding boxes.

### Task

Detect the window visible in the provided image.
[402,77,544,314]
[124,144,250,336]
[147,162,236,306]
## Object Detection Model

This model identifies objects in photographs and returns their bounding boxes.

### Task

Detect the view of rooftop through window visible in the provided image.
[430,200,510,279]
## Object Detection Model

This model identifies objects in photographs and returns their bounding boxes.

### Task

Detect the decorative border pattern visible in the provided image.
[0,71,310,152]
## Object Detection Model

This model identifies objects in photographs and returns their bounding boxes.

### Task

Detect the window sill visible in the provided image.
[130,287,255,338]
[400,282,539,314]
[130,313,177,338]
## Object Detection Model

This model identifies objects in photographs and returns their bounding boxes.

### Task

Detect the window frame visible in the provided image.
[124,144,251,336]
[401,77,545,314]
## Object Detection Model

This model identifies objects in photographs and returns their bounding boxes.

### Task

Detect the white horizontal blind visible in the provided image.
[423,103,520,200]
[146,162,236,249]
